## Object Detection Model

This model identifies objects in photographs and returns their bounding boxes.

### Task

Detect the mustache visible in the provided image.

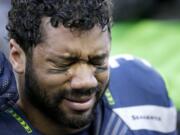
[53,87,99,102]
[66,87,99,97]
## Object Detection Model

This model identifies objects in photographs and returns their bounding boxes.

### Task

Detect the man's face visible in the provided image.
[24,18,110,129]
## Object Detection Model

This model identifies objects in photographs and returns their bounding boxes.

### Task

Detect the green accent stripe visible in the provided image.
[5,108,33,134]
[105,89,115,105]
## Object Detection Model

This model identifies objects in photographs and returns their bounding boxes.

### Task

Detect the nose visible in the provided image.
[70,64,98,89]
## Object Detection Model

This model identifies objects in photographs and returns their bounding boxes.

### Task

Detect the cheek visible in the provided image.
[31,73,70,101]
[95,70,109,88]
[35,70,71,88]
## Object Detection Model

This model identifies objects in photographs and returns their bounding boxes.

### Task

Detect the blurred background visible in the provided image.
[111,0,180,109]
[0,0,10,57]
[0,0,180,131]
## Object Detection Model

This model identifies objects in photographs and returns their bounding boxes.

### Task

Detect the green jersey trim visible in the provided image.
[5,108,33,134]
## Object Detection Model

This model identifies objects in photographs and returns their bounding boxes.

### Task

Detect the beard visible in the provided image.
[24,58,108,129]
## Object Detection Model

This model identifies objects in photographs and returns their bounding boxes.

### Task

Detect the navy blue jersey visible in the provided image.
[0,54,177,135]
[106,55,177,135]
[0,52,18,111]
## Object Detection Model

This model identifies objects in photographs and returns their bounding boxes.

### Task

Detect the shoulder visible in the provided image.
[102,54,177,134]
[0,109,17,135]
[0,52,18,111]
[108,54,170,107]
[0,107,38,135]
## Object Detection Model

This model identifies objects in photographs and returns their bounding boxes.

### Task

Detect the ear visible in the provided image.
[9,39,26,74]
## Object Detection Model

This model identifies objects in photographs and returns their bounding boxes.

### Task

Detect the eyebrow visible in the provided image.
[89,53,109,60]
[46,55,78,63]
[46,53,108,63]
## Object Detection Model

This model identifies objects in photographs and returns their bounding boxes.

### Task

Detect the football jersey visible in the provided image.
[0,52,18,111]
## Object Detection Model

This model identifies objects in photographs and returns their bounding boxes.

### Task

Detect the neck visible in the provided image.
[16,98,85,135]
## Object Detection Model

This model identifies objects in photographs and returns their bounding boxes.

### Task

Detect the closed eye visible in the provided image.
[89,53,108,65]
[47,64,69,73]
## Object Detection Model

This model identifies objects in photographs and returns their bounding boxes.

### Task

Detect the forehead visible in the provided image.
[36,17,110,57]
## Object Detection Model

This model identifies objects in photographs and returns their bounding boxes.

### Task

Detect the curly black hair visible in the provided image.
[7,0,112,54]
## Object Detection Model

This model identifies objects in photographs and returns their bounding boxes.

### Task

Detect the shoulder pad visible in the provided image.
[0,52,18,111]
[103,55,177,134]
[107,54,171,108]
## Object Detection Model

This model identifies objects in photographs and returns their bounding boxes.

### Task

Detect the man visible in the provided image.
[0,0,177,135]
[2,0,112,135]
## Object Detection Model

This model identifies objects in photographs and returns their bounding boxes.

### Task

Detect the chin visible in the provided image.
[61,109,94,129]
[53,103,96,129]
